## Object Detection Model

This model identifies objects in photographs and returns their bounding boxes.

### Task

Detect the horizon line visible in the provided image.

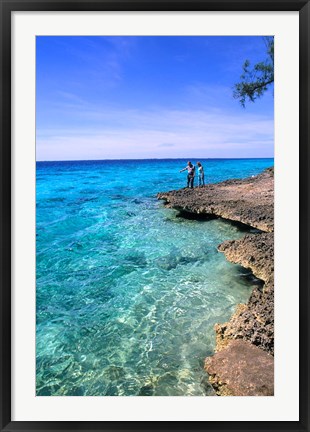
[36,157,274,163]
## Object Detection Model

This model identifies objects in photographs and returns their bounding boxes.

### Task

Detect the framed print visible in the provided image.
[1,0,309,431]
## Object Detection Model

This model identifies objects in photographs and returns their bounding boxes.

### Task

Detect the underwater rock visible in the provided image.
[131,198,143,204]
[123,252,148,268]
[156,250,200,271]
[104,365,127,381]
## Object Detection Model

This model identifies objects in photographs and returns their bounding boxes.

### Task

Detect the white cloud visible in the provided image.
[158,143,175,148]
[36,107,274,160]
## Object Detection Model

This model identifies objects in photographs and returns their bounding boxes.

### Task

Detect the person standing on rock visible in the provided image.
[197,162,205,187]
[180,161,195,188]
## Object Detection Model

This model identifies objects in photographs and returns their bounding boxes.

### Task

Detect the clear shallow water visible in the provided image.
[36,158,273,396]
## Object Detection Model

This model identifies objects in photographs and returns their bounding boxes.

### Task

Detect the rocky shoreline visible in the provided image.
[157,167,274,396]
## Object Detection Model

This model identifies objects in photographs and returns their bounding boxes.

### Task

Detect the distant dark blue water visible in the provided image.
[36,158,273,396]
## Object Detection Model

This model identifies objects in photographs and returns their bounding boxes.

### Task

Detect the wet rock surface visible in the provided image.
[204,339,274,396]
[157,168,274,395]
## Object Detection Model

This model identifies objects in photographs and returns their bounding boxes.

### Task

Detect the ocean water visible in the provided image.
[36,158,273,396]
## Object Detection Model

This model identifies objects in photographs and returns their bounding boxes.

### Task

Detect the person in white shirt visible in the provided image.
[180,161,195,188]
[197,162,205,187]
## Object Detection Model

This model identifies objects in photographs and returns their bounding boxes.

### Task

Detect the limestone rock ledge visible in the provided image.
[216,232,274,355]
[157,167,274,232]
[204,339,274,396]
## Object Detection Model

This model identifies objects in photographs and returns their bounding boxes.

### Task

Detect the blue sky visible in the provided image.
[36,36,274,161]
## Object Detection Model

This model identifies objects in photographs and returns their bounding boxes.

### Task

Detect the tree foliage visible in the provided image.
[234,37,274,107]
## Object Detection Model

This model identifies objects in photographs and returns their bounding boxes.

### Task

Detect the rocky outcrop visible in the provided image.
[204,339,274,396]
[218,232,274,287]
[157,167,274,232]
[157,167,274,396]
[216,232,274,355]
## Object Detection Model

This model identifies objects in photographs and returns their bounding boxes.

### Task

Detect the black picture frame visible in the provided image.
[1,1,309,431]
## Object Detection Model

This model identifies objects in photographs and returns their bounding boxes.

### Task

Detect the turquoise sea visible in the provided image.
[36,158,273,396]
